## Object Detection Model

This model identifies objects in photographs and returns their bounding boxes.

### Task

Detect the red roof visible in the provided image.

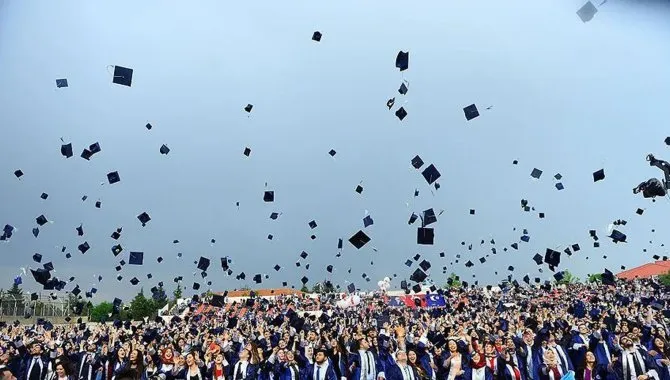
[616,261,670,280]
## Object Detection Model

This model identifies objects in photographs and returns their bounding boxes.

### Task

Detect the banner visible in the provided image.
[425,294,446,307]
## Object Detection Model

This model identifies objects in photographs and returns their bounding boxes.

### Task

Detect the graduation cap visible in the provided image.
[601,269,615,286]
[572,243,581,252]
[76,225,84,236]
[465,260,474,268]
[78,242,90,254]
[355,184,363,194]
[417,227,434,245]
[608,230,627,243]
[349,230,370,249]
[309,220,318,229]
[408,212,418,225]
[301,276,309,285]
[56,78,68,88]
[107,172,120,184]
[576,1,598,23]
[636,208,644,215]
[398,82,408,95]
[511,243,518,250]
[326,264,333,273]
[32,228,39,238]
[347,283,355,293]
[32,253,42,263]
[412,285,422,294]
[36,215,48,226]
[14,169,24,179]
[60,143,73,158]
[197,257,211,271]
[419,260,431,271]
[363,215,374,227]
[159,144,170,155]
[395,51,409,71]
[593,169,605,182]
[312,31,322,42]
[31,268,51,286]
[411,155,424,169]
[554,173,562,180]
[421,164,441,185]
[253,274,262,284]
[264,191,274,202]
[129,252,144,265]
[244,104,253,113]
[556,183,564,190]
[521,235,530,242]
[111,244,123,256]
[469,209,475,215]
[422,208,437,226]
[544,249,561,267]
[395,107,407,121]
[530,168,543,179]
[112,65,133,87]
[137,212,151,226]
[95,201,101,208]
[463,104,479,121]
[533,253,544,265]
[192,282,200,290]
[43,262,54,271]
[387,98,395,109]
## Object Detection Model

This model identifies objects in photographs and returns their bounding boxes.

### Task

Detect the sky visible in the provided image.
[1,0,670,303]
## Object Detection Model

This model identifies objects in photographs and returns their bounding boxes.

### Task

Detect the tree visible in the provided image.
[90,302,114,322]
[152,285,169,310]
[587,273,602,284]
[129,289,156,320]
[659,270,670,286]
[311,283,322,294]
[300,285,309,293]
[443,273,461,288]
[555,270,580,285]
[172,284,183,301]
[5,283,25,316]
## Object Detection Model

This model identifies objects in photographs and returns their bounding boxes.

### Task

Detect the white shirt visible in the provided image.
[399,365,414,380]
[234,361,249,380]
[359,351,375,380]
[313,362,329,380]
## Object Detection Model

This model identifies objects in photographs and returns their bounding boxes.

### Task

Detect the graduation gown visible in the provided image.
[304,360,338,380]
[347,351,384,380]
[385,364,419,380]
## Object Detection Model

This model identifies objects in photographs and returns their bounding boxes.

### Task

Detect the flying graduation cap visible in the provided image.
[56,79,68,88]
[463,104,479,121]
[129,252,144,265]
[312,31,322,42]
[576,1,598,23]
[395,51,409,71]
[61,143,73,158]
[112,65,134,87]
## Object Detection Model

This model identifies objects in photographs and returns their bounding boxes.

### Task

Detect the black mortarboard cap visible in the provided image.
[112,244,123,256]
[349,230,370,249]
[532,253,543,265]
[422,208,437,226]
[312,31,322,41]
[326,264,333,273]
[14,169,23,178]
[78,242,90,254]
[417,227,434,245]
[363,215,374,227]
[95,201,101,208]
[531,168,543,179]
[408,212,418,225]
[197,257,210,271]
[300,251,308,259]
[412,284,422,294]
[253,274,262,283]
[636,208,644,215]
[465,260,474,268]
[61,143,73,158]
[395,107,407,121]
[411,155,424,169]
[463,104,479,121]
[33,253,42,263]
[572,243,580,251]
[355,184,363,194]
[419,260,431,271]
[421,164,441,185]
[129,252,144,265]
[43,262,54,271]
[347,283,355,293]
[76,225,84,236]
[107,171,120,184]
[399,82,408,95]
[301,276,309,284]
[601,269,615,285]
[544,249,561,267]
[193,282,200,290]
[556,183,564,190]
[112,65,133,87]
[395,51,409,71]
[56,78,68,88]
[36,215,48,226]
[264,191,274,202]
[111,230,121,239]
[387,97,395,109]
[160,144,170,155]
[609,229,627,243]
[309,220,318,229]
[593,169,605,182]
[137,212,151,226]
[244,104,253,112]
[31,268,51,286]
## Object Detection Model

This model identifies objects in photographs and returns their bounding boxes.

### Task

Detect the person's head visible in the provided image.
[117,347,127,359]
[285,351,295,362]
[307,331,317,342]
[29,343,43,356]
[522,330,534,345]
[87,343,97,353]
[653,337,666,351]
[505,337,515,350]
[55,363,69,377]
[239,349,250,361]
[314,349,326,364]
[543,349,557,365]
[620,336,634,349]
[585,352,596,365]
[185,353,195,367]
[358,338,370,351]
[447,340,458,353]
[131,350,143,365]
[163,348,173,360]
[578,324,588,335]
[214,353,224,364]
[278,339,287,349]
[407,350,417,363]
[484,341,495,355]
[0,368,16,380]
[395,350,407,364]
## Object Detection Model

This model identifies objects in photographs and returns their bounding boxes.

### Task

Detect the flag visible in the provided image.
[425,294,446,307]
[388,296,403,307]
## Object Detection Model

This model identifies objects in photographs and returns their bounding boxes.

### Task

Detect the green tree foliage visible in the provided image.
[587,273,602,283]
[129,289,155,321]
[444,273,461,288]
[659,270,670,286]
[152,285,169,309]
[300,285,309,293]
[90,302,114,322]
[7,283,24,305]
[555,270,580,285]
[172,284,183,300]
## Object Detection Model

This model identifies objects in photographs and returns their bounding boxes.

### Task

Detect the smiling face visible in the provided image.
[408,351,417,363]
[585,352,595,363]
[117,348,126,359]
[448,340,458,352]
[56,364,66,377]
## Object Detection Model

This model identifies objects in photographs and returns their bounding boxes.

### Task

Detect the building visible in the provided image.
[616,260,670,280]
[214,288,305,304]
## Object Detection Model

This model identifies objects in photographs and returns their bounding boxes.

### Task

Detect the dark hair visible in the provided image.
[115,368,140,380]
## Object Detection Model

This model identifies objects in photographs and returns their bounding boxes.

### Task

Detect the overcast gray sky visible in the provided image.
[1,0,670,302]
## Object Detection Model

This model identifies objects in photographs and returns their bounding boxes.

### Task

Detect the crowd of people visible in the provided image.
[0,280,669,380]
